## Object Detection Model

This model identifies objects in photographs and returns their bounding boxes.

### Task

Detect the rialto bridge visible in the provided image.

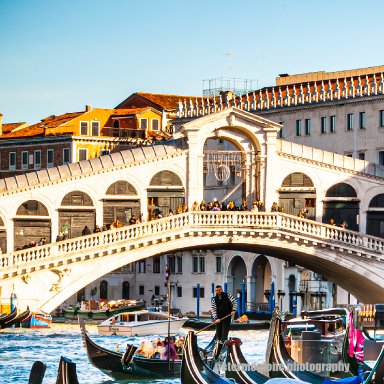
[0,107,384,311]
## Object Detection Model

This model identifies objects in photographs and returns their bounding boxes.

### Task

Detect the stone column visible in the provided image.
[246,275,255,310]
[263,131,279,211]
[185,130,204,206]
[6,217,14,253]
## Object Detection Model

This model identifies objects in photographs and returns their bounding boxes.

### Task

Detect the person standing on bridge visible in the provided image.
[211,285,237,344]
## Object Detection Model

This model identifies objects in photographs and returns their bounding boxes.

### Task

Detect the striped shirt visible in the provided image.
[211,292,237,320]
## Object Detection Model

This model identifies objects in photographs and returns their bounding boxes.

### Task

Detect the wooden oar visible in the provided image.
[195,313,232,335]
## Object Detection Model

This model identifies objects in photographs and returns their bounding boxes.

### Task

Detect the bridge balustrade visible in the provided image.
[0,212,383,278]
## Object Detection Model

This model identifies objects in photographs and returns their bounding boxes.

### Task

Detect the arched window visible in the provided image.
[369,194,384,207]
[326,183,356,197]
[113,120,120,128]
[122,281,130,299]
[100,280,108,300]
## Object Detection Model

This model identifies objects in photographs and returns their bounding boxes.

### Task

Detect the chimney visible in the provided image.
[85,105,92,112]
[0,113,3,136]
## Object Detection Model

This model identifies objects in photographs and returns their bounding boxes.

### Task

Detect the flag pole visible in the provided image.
[166,265,171,370]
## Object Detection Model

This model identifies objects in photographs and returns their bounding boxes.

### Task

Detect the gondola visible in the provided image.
[181,330,232,384]
[0,307,17,328]
[28,360,46,384]
[80,316,203,380]
[3,308,31,328]
[225,337,269,384]
[56,356,79,384]
[79,316,139,380]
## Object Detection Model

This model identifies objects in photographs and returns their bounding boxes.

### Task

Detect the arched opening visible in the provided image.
[279,172,316,219]
[103,181,140,228]
[288,274,297,313]
[251,255,272,309]
[58,191,95,238]
[323,183,359,230]
[100,280,108,301]
[122,281,130,299]
[203,138,245,205]
[14,200,51,250]
[76,287,85,303]
[367,194,384,238]
[228,255,247,305]
[148,171,185,220]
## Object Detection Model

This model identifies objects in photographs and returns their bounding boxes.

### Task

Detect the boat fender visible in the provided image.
[88,312,93,319]
[105,309,110,318]
[73,309,78,316]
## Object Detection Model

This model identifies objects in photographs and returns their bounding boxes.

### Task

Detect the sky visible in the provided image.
[1,0,384,124]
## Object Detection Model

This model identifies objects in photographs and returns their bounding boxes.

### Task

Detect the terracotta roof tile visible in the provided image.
[2,122,27,134]
[0,111,83,139]
[136,92,199,110]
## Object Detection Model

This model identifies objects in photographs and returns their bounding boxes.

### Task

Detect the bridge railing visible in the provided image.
[0,212,383,274]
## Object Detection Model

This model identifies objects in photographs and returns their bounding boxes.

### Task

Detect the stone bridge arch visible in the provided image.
[148,170,185,218]
[323,182,359,230]
[58,191,96,238]
[14,200,51,250]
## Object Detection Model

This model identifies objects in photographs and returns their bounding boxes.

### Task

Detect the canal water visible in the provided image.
[0,323,269,383]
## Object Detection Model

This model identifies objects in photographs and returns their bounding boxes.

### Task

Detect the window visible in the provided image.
[21,151,29,170]
[359,112,366,129]
[176,256,183,273]
[379,151,384,165]
[193,287,205,298]
[358,152,365,160]
[200,257,205,273]
[47,149,54,167]
[78,149,87,161]
[380,110,384,127]
[321,117,327,134]
[347,113,353,131]
[216,256,222,273]
[152,119,160,131]
[330,115,336,133]
[278,122,284,138]
[91,121,100,136]
[34,150,41,170]
[153,257,160,273]
[63,148,70,164]
[154,286,160,295]
[296,120,302,136]
[80,121,88,135]
[138,260,146,273]
[177,286,182,298]
[9,152,16,171]
[345,153,353,157]
[168,255,182,273]
[139,285,144,295]
[140,118,148,130]
[305,119,311,135]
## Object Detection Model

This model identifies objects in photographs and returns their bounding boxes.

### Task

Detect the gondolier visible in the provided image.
[211,285,237,343]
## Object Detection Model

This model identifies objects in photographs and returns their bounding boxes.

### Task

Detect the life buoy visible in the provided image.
[88,311,93,319]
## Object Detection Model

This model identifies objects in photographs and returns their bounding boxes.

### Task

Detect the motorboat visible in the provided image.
[97,310,188,336]
[22,311,52,328]
[64,298,145,320]
[282,313,346,366]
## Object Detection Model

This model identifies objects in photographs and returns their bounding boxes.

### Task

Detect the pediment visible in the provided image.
[178,107,281,134]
